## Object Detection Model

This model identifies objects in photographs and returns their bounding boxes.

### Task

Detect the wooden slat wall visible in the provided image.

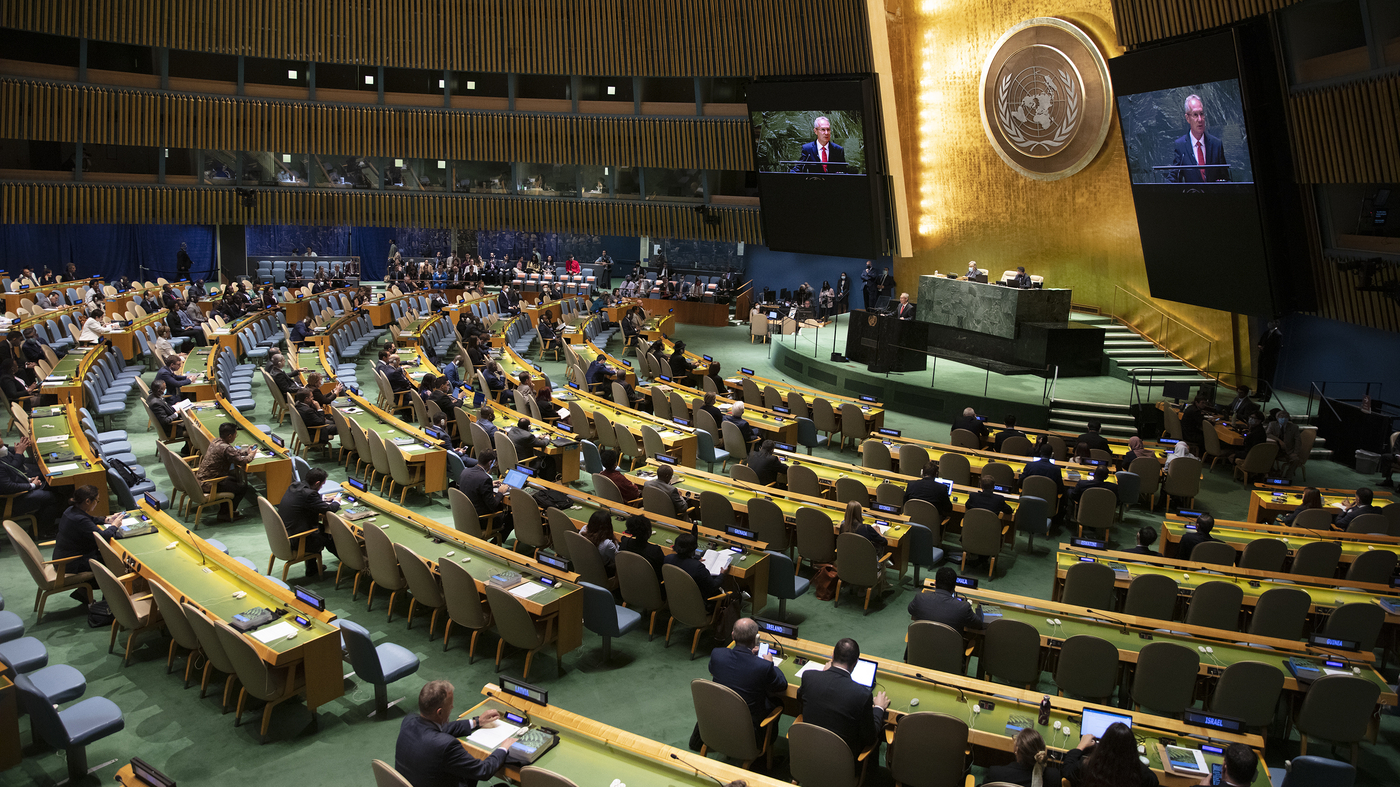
[1289,74,1400,184]
[1307,252,1400,333]
[0,0,872,77]
[0,182,764,242]
[0,78,753,169]
[1109,0,1302,48]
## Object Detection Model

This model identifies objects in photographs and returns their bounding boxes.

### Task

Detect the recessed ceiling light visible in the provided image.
[438,79,445,88]
[282,154,291,163]
[466,81,476,90]
[607,86,616,95]
[287,70,298,80]
[604,167,609,175]
[394,159,404,167]
[364,75,375,85]
[437,160,446,169]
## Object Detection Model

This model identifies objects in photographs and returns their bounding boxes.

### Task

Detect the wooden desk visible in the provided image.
[634,378,800,444]
[716,367,887,431]
[105,312,166,359]
[625,459,917,577]
[630,297,729,327]
[953,586,1395,706]
[30,404,110,514]
[1161,516,1400,568]
[333,485,583,659]
[366,293,424,328]
[335,392,449,497]
[181,399,295,504]
[527,477,770,612]
[1247,486,1392,523]
[394,314,443,348]
[461,684,793,787]
[1053,545,1400,627]
[767,635,1268,787]
[638,314,673,342]
[38,342,98,407]
[178,344,216,401]
[1158,401,1245,447]
[4,276,100,313]
[556,387,697,466]
[116,502,344,711]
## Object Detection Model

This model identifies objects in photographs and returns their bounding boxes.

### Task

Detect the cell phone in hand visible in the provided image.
[1210,763,1222,786]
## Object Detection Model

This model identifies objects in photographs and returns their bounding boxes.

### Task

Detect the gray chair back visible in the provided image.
[449,487,487,539]
[699,490,737,530]
[691,679,762,763]
[1061,561,1115,609]
[937,453,970,486]
[1248,586,1311,640]
[1190,540,1237,566]
[1344,548,1398,584]
[510,487,549,549]
[616,551,666,617]
[731,463,761,485]
[1210,660,1285,729]
[1278,756,1356,787]
[363,521,407,592]
[483,585,546,650]
[1131,641,1199,714]
[1021,475,1060,517]
[1293,508,1335,530]
[1323,602,1384,652]
[1124,573,1178,620]
[1291,540,1342,578]
[1294,675,1383,746]
[906,620,965,674]
[983,619,1042,687]
[564,530,611,587]
[747,496,789,552]
[1184,580,1244,631]
[662,563,711,629]
[1239,538,1287,572]
[833,477,867,504]
[794,507,837,565]
[888,711,970,787]
[1054,635,1120,702]
[861,440,891,471]
[788,722,857,787]
[834,532,881,590]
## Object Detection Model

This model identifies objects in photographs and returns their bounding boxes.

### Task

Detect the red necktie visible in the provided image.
[821,146,828,173]
[1195,140,1206,182]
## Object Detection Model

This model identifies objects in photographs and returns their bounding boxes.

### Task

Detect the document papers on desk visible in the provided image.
[47,463,81,473]
[509,582,547,599]
[36,435,69,444]
[467,721,523,750]
[794,661,826,680]
[701,549,735,576]
[251,621,298,643]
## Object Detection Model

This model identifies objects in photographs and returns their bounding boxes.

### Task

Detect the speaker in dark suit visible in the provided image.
[1168,131,1226,182]
[795,137,845,172]
[795,639,887,754]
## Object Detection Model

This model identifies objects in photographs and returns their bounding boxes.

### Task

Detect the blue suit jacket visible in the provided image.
[394,714,509,787]
[708,646,788,726]
[1168,132,1226,183]
[790,141,847,173]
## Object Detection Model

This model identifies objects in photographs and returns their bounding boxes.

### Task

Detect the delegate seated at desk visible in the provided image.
[395,680,517,787]
[690,617,788,751]
[796,637,889,756]
[908,566,983,636]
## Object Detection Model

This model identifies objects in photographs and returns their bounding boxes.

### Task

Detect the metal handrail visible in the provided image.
[1111,286,1214,373]
[1306,380,1385,421]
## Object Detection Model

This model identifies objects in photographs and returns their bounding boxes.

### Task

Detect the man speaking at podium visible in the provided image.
[1166,94,1226,183]
[790,116,847,174]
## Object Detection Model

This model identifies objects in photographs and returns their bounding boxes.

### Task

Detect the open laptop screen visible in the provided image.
[1080,708,1132,739]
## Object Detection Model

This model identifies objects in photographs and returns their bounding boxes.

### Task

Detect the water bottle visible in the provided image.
[1038,694,1051,726]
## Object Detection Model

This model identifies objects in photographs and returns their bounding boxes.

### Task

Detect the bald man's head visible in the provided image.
[732,618,759,649]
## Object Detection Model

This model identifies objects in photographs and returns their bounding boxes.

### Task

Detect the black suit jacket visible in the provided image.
[966,490,1012,517]
[708,646,788,727]
[456,464,500,515]
[902,478,952,519]
[148,395,178,429]
[1227,395,1261,422]
[1075,431,1111,454]
[894,302,915,320]
[1069,478,1119,505]
[394,714,508,787]
[746,451,786,486]
[790,141,848,173]
[951,415,987,441]
[796,665,882,754]
[1176,531,1217,559]
[1168,132,1227,183]
[276,481,340,538]
[984,760,1062,787]
[908,588,982,634]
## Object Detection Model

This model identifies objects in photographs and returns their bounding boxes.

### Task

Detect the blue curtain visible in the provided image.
[245,225,350,258]
[348,226,398,281]
[0,224,214,282]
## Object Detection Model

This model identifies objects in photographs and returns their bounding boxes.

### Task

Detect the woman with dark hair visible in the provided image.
[620,514,664,579]
[0,358,39,411]
[1070,441,1094,466]
[836,272,851,313]
[52,484,123,576]
[1062,723,1157,787]
[985,728,1061,787]
[840,500,888,555]
[582,510,620,574]
[1280,486,1324,527]
[818,280,836,320]
[536,385,560,420]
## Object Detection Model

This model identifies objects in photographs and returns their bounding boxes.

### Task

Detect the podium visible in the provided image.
[845,311,928,373]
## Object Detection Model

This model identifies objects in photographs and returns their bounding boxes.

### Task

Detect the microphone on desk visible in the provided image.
[913,672,968,704]
[669,752,746,787]
[1084,608,1129,634]
[186,529,206,566]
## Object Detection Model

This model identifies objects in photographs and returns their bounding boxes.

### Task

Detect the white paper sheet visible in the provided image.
[466,722,522,750]
[794,661,825,680]
[251,621,298,643]
[701,549,735,576]
[36,435,69,444]
[47,462,81,472]
[509,582,547,599]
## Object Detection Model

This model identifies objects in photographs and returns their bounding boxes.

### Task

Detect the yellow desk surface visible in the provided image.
[116,501,343,710]
[1247,487,1393,523]
[1161,518,1399,567]
[31,404,110,514]
[336,484,583,656]
[953,586,1395,705]
[769,635,1267,787]
[556,387,698,466]
[334,393,449,496]
[182,398,295,504]
[1053,546,1400,625]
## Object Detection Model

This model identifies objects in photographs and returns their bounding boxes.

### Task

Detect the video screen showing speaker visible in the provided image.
[1109,31,1287,316]
[748,78,887,259]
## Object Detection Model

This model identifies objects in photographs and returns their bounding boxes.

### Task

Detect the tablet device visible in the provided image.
[850,658,878,688]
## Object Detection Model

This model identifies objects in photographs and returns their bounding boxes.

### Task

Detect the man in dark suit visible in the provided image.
[1020,444,1065,499]
[1122,525,1158,556]
[1333,487,1383,531]
[902,461,953,523]
[1166,94,1227,183]
[1068,466,1119,506]
[1075,420,1112,455]
[293,389,336,444]
[724,402,759,447]
[689,618,788,750]
[993,414,1026,453]
[1176,513,1218,559]
[276,466,340,573]
[1010,266,1034,288]
[860,260,877,310]
[789,116,847,174]
[966,475,1013,518]
[951,407,987,445]
[457,451,508,536]
[797,638,888,756]
[746,440,787,487]
[1224,385,1261,423]
[908,566,983,635]
[395,680,516,787]
[894,292,915,320]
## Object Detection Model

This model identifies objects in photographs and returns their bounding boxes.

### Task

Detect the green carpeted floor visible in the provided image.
[1,304,1395,786]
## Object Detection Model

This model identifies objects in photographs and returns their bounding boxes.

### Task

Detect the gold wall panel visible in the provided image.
[884,0,1242,377]
[0,78,753,170]
[0,182,764,242]
[0,0,872,77]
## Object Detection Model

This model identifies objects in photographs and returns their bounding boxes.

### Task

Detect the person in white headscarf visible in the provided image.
[1165,438,1196,470]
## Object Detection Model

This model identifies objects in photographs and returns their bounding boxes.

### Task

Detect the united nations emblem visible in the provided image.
[980,18,1112,181]
[867,315,878,327]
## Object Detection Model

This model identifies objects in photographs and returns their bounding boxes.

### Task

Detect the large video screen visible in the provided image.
[748,78,886,258]
[1109,32,1276,316]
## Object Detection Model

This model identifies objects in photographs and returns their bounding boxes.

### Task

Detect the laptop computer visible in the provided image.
[1080,708,1132,739]
[502,468,531,490]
